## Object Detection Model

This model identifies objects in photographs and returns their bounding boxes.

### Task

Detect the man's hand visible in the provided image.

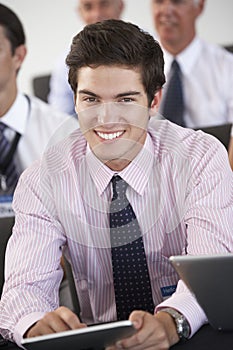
[24,306,87,338]
[107,310,180,350]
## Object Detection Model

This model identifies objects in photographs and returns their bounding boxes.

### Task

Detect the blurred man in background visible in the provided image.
[48,0,124,115]
[151,0,233,167]
[0,3,78,202]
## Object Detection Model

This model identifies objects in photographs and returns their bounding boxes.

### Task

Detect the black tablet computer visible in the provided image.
[21,320,136,350]
[169,254,233,331]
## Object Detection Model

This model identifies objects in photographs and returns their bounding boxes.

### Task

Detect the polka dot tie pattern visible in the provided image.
[110,175,154,320]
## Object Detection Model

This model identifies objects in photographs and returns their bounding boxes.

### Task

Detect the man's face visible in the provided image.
[76,65,159,171]
[0,26,17,94]
[151,0,203,54]
[0,26,26,103]
[78,0,123,25]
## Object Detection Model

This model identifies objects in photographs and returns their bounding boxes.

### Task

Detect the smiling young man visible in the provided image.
[0,20,233,350]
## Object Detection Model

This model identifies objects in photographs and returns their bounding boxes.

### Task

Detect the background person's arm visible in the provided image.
[48,51,76,116]
[228,135,233,170]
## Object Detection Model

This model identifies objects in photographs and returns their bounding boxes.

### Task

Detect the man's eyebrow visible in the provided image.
[115,91,141,98]
[78,89,99,98]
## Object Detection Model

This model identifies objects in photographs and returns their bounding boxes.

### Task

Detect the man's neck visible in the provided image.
[161,33,196,56]
[0,88,17,117]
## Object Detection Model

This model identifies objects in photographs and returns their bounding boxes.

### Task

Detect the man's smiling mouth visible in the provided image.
[95,131,124,140]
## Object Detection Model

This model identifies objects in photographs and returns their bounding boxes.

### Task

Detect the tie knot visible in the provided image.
[171,59,180,72]
[111,175,128,199]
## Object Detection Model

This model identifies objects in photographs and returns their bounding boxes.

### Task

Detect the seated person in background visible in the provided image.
[0,19,233,349]
[48,0,124,115]
[0,3,78,305]
[0,4,78,188]
[224,44,233,54]
[151,0,233,132]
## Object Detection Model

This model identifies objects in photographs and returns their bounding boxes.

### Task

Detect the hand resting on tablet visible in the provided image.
[24,306,87,338]
[106,310,179,350]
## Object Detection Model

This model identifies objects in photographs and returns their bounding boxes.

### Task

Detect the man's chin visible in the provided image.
[96,152,130,164]
[103,157,131,172]
[95,150,140,171]
[92,139,144,169]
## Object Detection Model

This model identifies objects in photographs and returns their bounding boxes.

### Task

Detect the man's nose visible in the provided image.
[159,0,174,15]
[89,7,106,24]
[97,103,119,125]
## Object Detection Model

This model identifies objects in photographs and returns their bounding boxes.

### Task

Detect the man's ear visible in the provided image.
[149,89,162,116]
[74,94,78,112]
[195,0,205,17]
[14,45,27,72]
[77,3,83,21]
[117,0,125,18]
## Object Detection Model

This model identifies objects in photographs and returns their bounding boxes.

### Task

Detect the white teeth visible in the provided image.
[97,131,124,140]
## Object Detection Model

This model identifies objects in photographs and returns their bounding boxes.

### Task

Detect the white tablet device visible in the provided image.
[21,320,136,350]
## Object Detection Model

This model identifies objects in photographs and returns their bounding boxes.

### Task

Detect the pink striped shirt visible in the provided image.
[0,119,233,346]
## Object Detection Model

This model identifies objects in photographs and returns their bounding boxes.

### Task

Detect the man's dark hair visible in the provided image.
[66,19,165,105]
[0,4,25,54]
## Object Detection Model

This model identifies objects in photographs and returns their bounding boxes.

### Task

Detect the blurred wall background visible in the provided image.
[2,0,233,95]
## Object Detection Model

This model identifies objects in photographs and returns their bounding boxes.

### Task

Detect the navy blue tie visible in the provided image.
[162,60,185,126]
[0,122,18,192]
[110,175,154,320]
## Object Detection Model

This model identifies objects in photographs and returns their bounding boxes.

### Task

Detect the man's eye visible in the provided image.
[120,98,134,103]
[82,4,92,11]
[84,97,97,102]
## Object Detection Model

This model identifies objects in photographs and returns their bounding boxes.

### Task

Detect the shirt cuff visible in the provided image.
[14,312,46,347]
[155,281,208,337]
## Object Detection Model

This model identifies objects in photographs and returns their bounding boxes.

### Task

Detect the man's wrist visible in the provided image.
[158,308,190,342]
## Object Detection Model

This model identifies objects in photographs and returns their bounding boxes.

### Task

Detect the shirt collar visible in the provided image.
[1,93,29,135]
[163,36,202,76]
[86,134,154,196]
